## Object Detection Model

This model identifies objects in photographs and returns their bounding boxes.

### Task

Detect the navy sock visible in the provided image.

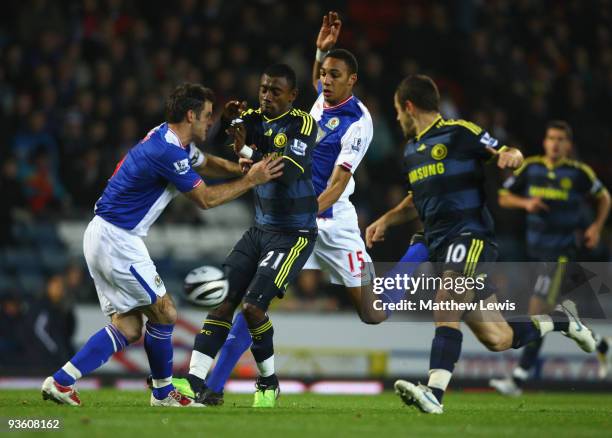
[249,316,274,368]
[380,242,429,316]
[507,317,542,349]
[428,326,463,403]
[550,310,569,332]
[193,316,232,359]
[597,337,609,355]
[144,322,175,400]
[54,324,128,386]
[206,312,252,393]
[513,338,544,387]
[189,316,233,392]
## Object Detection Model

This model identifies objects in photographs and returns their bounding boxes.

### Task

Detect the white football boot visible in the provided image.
[489,377,523,397]
[558,300,596,353]
[394,380,443,414]
[41,376,81,406]
[150,389,205,407]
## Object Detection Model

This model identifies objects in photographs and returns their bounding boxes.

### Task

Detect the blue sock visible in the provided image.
[206,312,252,393]
[145,322,175,400]
[507,317,543,348]
[53,324,128,386]
[380,242,429,316]
[428,326,463,403]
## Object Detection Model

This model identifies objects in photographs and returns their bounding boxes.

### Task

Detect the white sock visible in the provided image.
[152,377,172,388]
[62,362,82,382]
[531,315,554,336]
[427,368,452,391]
[513,367,529,381]
[189,350,214,380]
[257,356,275,377]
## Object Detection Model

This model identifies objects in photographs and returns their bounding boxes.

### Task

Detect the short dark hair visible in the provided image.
[396,75,440,112]
[263,63,297,90]
[325,48,358,75]
[546,120,573,141]
[165,83,215,123]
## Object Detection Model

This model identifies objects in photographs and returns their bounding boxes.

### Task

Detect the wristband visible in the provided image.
[316,48,329,63]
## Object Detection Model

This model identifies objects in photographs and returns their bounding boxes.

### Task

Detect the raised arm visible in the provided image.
[312,11,342,91]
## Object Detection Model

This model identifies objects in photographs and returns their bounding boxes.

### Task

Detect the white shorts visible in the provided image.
[304,209,374,287]
[83,215,166,316]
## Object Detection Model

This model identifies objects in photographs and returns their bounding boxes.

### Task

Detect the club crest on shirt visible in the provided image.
[560,177,572,190]
[154,275,163,288]
[325,117,340,130]
[431,144,448,160]
[274,133,287,148]
[173,158,190,174]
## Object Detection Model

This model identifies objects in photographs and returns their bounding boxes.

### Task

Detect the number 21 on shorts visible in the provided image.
[347,250,365,272]
[260,251,285,270]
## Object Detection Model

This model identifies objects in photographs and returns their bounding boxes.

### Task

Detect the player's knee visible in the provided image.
[481,332,508,352]
[209,300,236,321]
[151,295,178,325]
[115,321,143,344]
[359,310,386,325]
[242,302,265,325]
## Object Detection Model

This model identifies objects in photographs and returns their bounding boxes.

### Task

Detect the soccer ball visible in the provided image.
[183,265,229,309]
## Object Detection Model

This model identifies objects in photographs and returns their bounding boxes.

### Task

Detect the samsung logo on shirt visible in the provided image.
[173,158,190,175]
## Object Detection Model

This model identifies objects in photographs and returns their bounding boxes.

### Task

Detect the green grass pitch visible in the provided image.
[2,390,611,437]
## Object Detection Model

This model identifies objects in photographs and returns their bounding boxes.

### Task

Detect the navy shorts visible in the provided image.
[223,226,316,310]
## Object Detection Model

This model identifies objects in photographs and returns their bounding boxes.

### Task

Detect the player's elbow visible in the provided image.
[497,192,511,208]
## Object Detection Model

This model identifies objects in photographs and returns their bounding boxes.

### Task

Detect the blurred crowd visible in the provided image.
[0,268,81,372]
[1,0,612,316]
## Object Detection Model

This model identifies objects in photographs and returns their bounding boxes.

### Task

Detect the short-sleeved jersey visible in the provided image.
[241,108,318,232]
[94,123,203,236]
[403,116,504,251]
[309,94,373,218]
[500,156,605,259]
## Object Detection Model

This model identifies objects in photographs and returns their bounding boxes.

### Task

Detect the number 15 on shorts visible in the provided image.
[347,250,365,272]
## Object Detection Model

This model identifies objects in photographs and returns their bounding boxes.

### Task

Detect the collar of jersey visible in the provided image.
[416,114,443,141]
[542,156,570,170]
[263,109,292,123]
[165,124,186,149]
[323,94,353,110]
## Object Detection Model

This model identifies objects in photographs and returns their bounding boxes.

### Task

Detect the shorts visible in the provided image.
[430,234,498,298]
[531,254,586,305]
[84,215,166,316]
[303,212,374,287]
[223,226,316,310]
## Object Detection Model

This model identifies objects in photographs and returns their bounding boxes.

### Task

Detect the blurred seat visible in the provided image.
[39,246,69,273]
[17,270,45,296]
[2,247,41,272]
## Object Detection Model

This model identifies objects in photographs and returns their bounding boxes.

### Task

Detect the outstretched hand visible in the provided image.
[226,120,247,156]
[317,11,342,51]
[222,100,247,121]
[247,155,284,185]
